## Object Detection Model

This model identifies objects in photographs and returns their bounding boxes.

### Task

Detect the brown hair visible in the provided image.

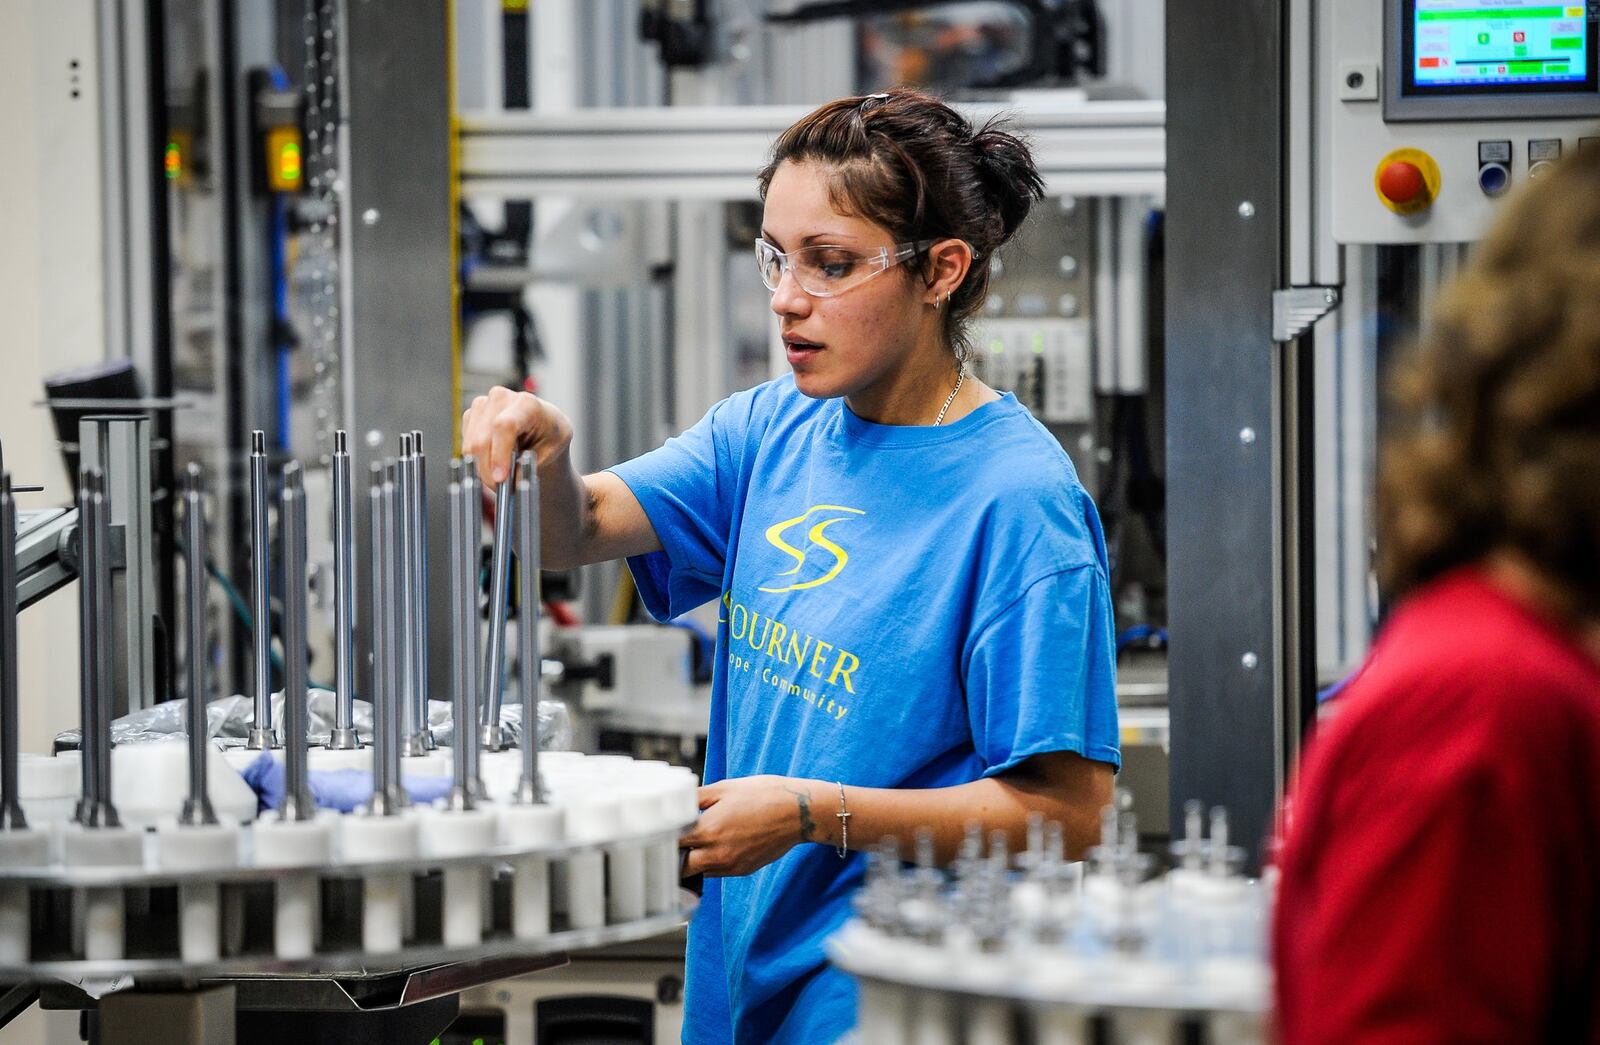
[1377,146,1600,614]
[757,88,1046,362]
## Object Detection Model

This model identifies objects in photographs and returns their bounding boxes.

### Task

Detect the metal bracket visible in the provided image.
[1272,285,1340,343]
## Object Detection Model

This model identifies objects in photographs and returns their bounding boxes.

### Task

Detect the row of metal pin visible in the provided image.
[0,427,548,842]
[229,431,545,820]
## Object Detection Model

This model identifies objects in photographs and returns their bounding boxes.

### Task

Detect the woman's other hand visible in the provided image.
[680,776,828,878]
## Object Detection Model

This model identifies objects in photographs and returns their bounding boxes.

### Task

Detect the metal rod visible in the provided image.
[369,463,387,750]
[91,469,116,827]
[366,465,396,815]
[179,464,216,827]
[396,434,422,757]
[0,470,26,829]
[447,461,477,810]
[371,463,406,814]
[280,463,313,821]
[410,431,434,751]
[513,452,544,804]
[328,430,359,749]
[246,431,277,750]
[75,472,98,822]
[76,469,118,828]
[479,478,514,751]
[459,458,481,759]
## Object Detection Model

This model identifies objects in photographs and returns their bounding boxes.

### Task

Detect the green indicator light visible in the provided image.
[1514,44,1529,56]
[280,141,302,182]
[989,338,1004,355]
[164,141,181,180]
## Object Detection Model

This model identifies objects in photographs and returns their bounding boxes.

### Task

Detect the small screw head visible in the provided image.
[1346,70,1365,89]
[362,208,380,225]
[1239,427,1257,445]
[364,429,383,449]
[1238,201,1256,219]
[1242,651,1260,671]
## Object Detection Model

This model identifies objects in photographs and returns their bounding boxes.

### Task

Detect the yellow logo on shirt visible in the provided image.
[758,504,865,594]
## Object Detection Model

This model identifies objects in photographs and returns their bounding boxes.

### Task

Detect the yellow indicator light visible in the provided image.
[1031,332,1046,354]
[264,126,304,193]
[164,140,182,180]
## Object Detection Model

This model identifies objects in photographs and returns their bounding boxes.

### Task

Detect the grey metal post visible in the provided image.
[479,480,514,752]
[447,461,480,810]
[396,434,421,757]
[459,459,481,754]
[179,465,217,827]
[366,464,398,815]
[329,431,359,749]
[371,463,406,814]
[410,432,434,750]
[280,464,313,822]
[75,469,118,829]
[343,4,455,710]
[514,453,543,805]
[76,474,99,823]
[246,431,277,750]
[1166,0,1293,867]
[0,472,26,829]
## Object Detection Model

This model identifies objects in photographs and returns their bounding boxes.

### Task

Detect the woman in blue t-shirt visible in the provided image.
[462,89,1120,1044]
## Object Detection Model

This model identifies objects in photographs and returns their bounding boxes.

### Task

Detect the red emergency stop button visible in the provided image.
[1374,148,1441,216]
[1379,161,1426,205]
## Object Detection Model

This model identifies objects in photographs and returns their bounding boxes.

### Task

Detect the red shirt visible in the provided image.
[1274,568,1600,1044]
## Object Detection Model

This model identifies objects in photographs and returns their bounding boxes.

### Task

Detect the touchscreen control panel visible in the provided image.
[1330,0,1600,242]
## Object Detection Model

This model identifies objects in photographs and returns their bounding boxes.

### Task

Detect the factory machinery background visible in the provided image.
[5,0,1594,1040]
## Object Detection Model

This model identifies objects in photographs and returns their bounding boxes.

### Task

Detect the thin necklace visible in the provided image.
[933,370,967,426]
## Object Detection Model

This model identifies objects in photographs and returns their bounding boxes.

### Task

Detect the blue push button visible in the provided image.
[1478,162,1511,197]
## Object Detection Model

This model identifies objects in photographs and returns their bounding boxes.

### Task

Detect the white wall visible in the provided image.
[2,3,108,761]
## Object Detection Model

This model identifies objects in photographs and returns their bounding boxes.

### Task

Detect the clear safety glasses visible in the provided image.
[755,239,934,298]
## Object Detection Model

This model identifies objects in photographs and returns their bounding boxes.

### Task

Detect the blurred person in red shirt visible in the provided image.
[1273,147,1600,1043]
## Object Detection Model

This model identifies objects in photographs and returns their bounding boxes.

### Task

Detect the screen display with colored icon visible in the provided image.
[1413,1,1589,87]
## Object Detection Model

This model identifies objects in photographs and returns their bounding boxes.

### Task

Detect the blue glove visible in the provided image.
[238,752,455,813]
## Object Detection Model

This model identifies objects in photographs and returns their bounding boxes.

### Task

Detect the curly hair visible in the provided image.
[1377,146,1600,614]
[756,88,1045,365]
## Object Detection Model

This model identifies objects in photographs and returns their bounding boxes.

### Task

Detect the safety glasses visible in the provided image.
[755,239,934,298]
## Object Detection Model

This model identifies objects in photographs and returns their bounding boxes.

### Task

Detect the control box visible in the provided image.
[968,317,1094,423]
[1331,0,1600,243]
[970,193,1097,424]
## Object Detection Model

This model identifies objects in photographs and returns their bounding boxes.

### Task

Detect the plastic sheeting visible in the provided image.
[56,689,573,752]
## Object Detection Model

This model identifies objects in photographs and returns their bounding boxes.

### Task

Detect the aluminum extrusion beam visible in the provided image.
[459,101,1167,200]
[1165,0,1291,869]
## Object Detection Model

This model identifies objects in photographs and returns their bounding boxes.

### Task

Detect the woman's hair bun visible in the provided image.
[970,119,1046,241]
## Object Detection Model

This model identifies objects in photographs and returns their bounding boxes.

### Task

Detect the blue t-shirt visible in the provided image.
[609,376,1119,1045]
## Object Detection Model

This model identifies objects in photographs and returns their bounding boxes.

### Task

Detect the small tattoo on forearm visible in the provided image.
[786,786,817,843]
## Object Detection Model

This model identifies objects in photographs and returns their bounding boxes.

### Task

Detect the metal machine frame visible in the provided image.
[1165,0,1315,866]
